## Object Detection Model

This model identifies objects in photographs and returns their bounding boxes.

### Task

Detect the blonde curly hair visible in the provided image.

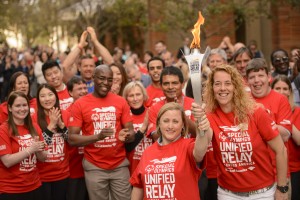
[204,64,256,124]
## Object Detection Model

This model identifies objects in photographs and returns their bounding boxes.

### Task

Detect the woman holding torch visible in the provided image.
[192,65,288,200]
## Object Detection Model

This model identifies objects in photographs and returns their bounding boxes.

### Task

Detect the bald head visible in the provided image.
[93,65,113,98]
[94,64,113,75]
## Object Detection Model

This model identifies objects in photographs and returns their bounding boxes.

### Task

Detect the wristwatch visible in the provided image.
[276,184,289,193]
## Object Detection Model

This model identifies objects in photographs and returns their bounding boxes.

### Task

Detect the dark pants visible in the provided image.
[0,186,42,200]
[67,178,89,200]
[205,178,218,200]
[40,178,69,200]
[198,169,208,200]
[291,171,300,200]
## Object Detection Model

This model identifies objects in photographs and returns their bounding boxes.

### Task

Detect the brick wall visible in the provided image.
[272,4,300,52]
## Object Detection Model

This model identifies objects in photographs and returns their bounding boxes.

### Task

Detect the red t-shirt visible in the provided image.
[130,137,202,200]
[33,111,70,182]
[289,107,300,172]
[253,89,292,175]
[68,92,133,170]
[147,96,194,137]
[145,85,165,108]
[66,104,84,178]
[0,98,37,125]
[208,107,278,192]
[0,122,43,193]
[57,87,73,111]
[127,109,153,175]
[253,90,292,132]
[206,141,218,179]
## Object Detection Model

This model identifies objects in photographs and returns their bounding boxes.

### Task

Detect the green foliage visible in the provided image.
[0,0,299,48]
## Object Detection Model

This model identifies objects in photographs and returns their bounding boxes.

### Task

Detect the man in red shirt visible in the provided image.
[66,76,88,200]
[246,58,292,141]
[68,65,135,200]
[147,66,196,140]
[145,57,165,107]
[246,58,292,188]
[42,60,73,111]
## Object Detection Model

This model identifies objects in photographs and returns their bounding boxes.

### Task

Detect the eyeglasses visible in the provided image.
[274,57,289,63]
[94,75,113,83]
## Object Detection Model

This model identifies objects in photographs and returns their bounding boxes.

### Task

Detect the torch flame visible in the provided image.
[190,11,205,49]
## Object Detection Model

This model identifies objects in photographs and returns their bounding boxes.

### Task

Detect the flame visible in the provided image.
[190,11,205,49]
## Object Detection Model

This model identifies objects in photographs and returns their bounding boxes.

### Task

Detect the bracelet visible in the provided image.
[77,44,83,50]
[25,149,31,157]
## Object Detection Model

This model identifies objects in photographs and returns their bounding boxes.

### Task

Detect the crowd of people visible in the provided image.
[0,26,299,200]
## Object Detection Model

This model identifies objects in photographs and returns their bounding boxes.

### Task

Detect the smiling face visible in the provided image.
[93,66,113,98]
[39,87,57,110]
[273,80,291,98]
[14,75,29,96]
[148,60,163,83]
[79,58,95,81]
[247,69,271,98]
[8,96,29,125]
[272,51,289,74]
[69,82,88,101]
[44,66,63,90]
[208,54,225,70]
[126,85,144,109]
[111,65,123,85]
[213,71,234,112]
[235,52,251,77]
[161,75,184,102]
[159,109,183,145]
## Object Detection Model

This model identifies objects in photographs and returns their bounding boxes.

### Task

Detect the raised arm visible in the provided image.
[191,102,212,162]
[87,27,114,65]
[62,30,88,83]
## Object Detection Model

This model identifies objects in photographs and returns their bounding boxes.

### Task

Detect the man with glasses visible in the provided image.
[271,49,291,78]
[68,65,134,200]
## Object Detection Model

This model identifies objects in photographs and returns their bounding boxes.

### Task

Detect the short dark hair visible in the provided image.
[233,47,253,62]
[67,76,86,92]
[270,49,288,65]
[42,60,61,77]
[160,66,184,84]
[246,58,269,77]
[147,56,165,71]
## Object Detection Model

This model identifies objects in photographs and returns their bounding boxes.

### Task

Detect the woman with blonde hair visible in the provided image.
[122,81,150,175]
[130,102,212,200]
[192,65,288,200]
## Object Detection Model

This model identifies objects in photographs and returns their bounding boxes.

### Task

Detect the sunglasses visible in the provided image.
[274,57,289,63]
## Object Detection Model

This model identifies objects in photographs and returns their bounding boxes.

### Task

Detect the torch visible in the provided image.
[184,11,210,136]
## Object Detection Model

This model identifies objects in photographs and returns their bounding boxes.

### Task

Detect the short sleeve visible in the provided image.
[129,162,144,188]
[68,101,83,127]
[255,107,279,141]
[0,124,12,156]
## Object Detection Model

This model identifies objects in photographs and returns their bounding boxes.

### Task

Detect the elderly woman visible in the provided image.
[192,65,288,200]
[130,102,212,200]
[122,81,151,175]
